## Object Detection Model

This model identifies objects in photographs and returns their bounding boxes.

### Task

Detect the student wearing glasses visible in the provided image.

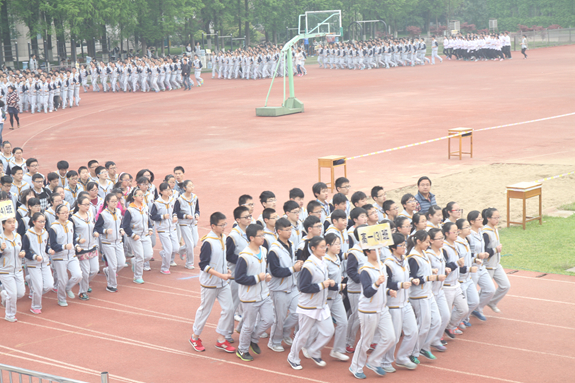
[297,215,322,261]
[283,200,303,250]
[482,208,509,313]
[442,201,463,224]
[398,194,417,222]
[71,195,99,300]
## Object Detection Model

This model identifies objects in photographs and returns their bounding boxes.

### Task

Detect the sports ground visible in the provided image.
[1,45,574,382]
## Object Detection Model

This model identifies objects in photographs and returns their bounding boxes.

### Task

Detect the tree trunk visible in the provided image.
[101,25,108,53]
[55,18,67,59]
[141,37,147,58]
[244,0,250,46]
[0,0,13,62]
[238,0,242,36]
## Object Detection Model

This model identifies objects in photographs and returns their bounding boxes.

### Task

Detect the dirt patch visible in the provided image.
[384,163,575,225]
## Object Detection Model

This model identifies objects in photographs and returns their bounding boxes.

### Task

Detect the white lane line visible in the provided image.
[484,315,575,331]
[508,274,575,284]
[458,338,575,360]
[91,279,200,298]
[117,274,202,295]
[508,294,575,306]
[420,365,525,383]
[16,315,330,383]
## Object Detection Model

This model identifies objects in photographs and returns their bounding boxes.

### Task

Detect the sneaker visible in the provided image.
[288,358,302,370]
[133,278,145,284]
[488,304,501,313]
[302,347,311,359]
[311,357,326,367]
[58,301,68,307]
[431,344,447,352]
[150,257,155,261]
[330,350,350,361]
[346,345,355,353]
[189,337,205,352]
[143,266,152,271]
[382,365,396,373]
[471,310,487,321]
[441,339,448,346]
[420,349,437,360]
[458,322,466,331]
[30,308,42,314]
[260,332,269,338]
[444,329,456,339]
[225,336,234,343]
[396,361,417,370]
[106,286,117,293]
[409,356,420,365]
[185,265,195,270]
[4,316,17,322]
[215,340,236,353]
[452,328,463,335]
[236,350,254,362]
[87,288,92,293]
[369,343,377,350]
[250,342,261,355]
[234,314,242,322]
[283,337,293,346]
[79,293,89,301]
[179,252,185,260]
[268,344,285,352]
[52,288,58,293]
[349,368,366,379]
[366,364,386,376]
[463,320,472,327]
[160,270,171,275]
[170,261,177,267]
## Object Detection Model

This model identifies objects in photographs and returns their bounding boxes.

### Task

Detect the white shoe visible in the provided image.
[330,351,350,361]
[4,316,17,322]
[234,314,242,322]
[382,365,396,373]
[143,266,152,271]
[283,337,293,346]
[302,347,311,359]
[260,332,269,338]
[67,290,75,299]
[170,261,177,267]
[58,301,68,307]
[268,344,285,352]
[488,304,501,313]
[185,265,195,270]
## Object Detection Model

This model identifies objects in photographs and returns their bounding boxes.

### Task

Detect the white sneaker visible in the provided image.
[488,304,501,313]
[234,314,242,322]
[268,344,285,352]
[5,316,17,322]
[302,347,311,359]
[170,261,177,267]
[283,337,293,346]
[185,265,195,270]
[396,361,417,370]
[260,332,269,338]
[382,365,396,373]
[330,351,350,361]
[67,290,75,299]
[143,266,152,271]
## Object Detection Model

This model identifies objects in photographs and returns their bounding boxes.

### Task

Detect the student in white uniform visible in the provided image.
[189,212,236,353]
[349,244,396,379]
[174,180,199,269]
[71,195,99,300]
[345,228,368,353]
[482,208,509,313]
[370,186,386,221]
[267,218,302,352]
[455,218,479,329]
[234,224,274,362]
[22,212,55,314]
[150,183,179,274]
[0,217,26,322]
[287,236,336,370]
[426,205,443,231]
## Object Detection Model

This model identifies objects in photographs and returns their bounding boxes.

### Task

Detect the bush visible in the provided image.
[461,22,476,33]
[477,28,489,34]
[518,24,532,32]
[406,26,421,37]
[547,24,562,30]
[430,25,447,34]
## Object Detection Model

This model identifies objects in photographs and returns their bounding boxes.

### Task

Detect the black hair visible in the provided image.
[78,165,88,174]
[87,160,99,168]
[29,212,46,228]
[455,218,467,231]
[411,212,425,231]
[312,182,328,197]
[126,187,144,205]
[11,165,23,175]
[47,172,59,183]
[351,191,367,206]
[442,201,457,220]
[178,180,192,191]
[56,160,69,170]
[275,217,291,231]
[66,170,78,178]
[303,215,321,231]
[330,209,347,223]
[210,212,226,226]
[389,233,406,251]
[332,193,348,206]
[309,235,325,251]
[135,176,149,186]
[27,197,41,210]
[1,141,11,148]
[481,208,497,225]
[383,200,395,213]
[55,203,68,215]
[136,169,155,183]
[306,200,321,213]
[371,186,384,199]
[406,230,429,253]
[174,166,185,174]
[31,174,44,183]
[335,177,349,189]
[233,205,249,220]
[246,224,264,242]
[350,207,367,222]
[95,166,106,176]
[259,191,275,205]
[158,182,170,194]
[394,216,410,231]
[289,188,304,199]
[73,195,90,213]
[283,200,299,213]
[1,175,13,185]
[262,208,276,221]
[426,205,442,220]
[467,210,481,223]
[417,176,432,186]
[401,193,415,207]
[86,181,98,192]
[238,194,253,206]
[324,232,340,246]
[164,174,175,182]
[105,161,116,169]
[12,147,23,154]
[428,228,442,242]
[442,222,456,236]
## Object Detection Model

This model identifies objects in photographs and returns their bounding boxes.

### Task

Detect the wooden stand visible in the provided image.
[506,181,543,230]
[318,156,347,192]
[448,128,473,160]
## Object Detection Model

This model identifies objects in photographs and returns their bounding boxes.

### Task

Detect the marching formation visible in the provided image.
[443,32,513,61]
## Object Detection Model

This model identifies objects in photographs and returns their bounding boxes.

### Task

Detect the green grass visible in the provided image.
[500,214,575,275]
[559,202,575,211]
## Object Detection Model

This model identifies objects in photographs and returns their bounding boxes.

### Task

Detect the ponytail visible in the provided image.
[442,201,456,221]
[467,210,481,224]
[426,205,441,220]
[406,230,429,254]
[442,222,455,236]
[482,208,497,225]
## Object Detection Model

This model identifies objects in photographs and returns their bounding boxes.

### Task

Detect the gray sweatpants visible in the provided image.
[238,296,274,353]
[52,257,82,303]
[346,292,361,347]
[411,296,441,356]
[349,308,395,374]
[461,278,480,321]
[269,289,299,347]
[78,256,99,294]
[383,304,419,366]
[432,290,451,346]
[444,285,467,329]
[179,224,197,267]
[128,235,153,279]
[102,241,125,289]
[473,268,496,313]
[328,294,348,353]
[488,265,510,308]
[288,312,335,364]
[158,229,178,272]
[193,284,234,337]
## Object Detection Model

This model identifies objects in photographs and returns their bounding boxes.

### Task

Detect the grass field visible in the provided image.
[559,202,575,211]
[500,214,575,275]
